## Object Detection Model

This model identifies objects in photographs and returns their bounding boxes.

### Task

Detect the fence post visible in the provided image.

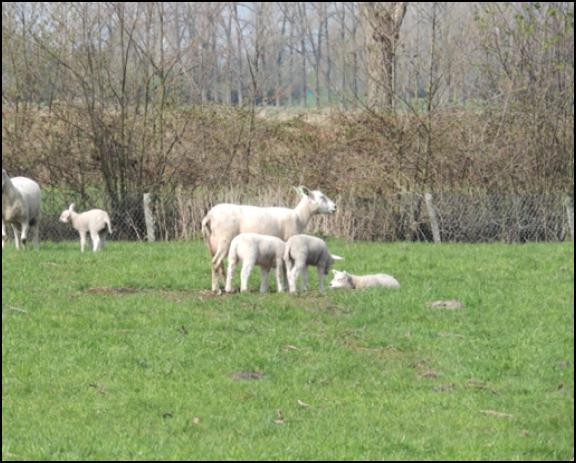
[424,192,441,244]
[564,195,574,241]
[143,193,156,242]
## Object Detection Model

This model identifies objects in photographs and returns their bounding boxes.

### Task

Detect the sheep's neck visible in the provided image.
[348,275,357,289]
[3,181,18,201]
[294,197,314,231]
[69,211,81,228]
[2,181,21,213]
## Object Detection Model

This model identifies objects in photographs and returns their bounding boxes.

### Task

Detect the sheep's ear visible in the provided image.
[293,186,310,197]
[69,203,76,211]
[332,254,344,261]
[299,186,311,197]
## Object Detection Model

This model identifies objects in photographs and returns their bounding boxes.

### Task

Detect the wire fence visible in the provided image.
[15,188,575,245]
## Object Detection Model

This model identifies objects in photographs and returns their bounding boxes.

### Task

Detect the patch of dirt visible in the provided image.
[231,371,265,381]
[84,287,201,301]
[428,299,465,310]
[434,383,457,392]
[85,287,141,294]
[411,360,441,379]
[466,379,500,395]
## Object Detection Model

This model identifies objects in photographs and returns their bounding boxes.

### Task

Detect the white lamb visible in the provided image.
[284,234,343,293]
[202,186,337,292]
[329,270,400,289]
[59,203,112,252]
[225,233,287,293]
[2,169,42,250]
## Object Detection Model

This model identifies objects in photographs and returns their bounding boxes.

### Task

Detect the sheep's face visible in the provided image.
[330,270,353,289]
[300,187,336,215]
[59,210,71,223]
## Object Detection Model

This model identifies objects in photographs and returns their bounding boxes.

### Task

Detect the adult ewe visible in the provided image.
[202,186,337,292]
[2,169,42,250]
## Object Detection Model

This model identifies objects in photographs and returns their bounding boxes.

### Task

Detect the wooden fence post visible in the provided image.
[424,192,441,243]
[565,196,574,241]
[143,193,156,242]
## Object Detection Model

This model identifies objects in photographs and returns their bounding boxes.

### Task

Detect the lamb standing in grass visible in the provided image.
[59,204,112,252]
[2,169,42,250]
[225,233,287,293]
[329,270,400,289]
[202,186,337,292]
[284,234,343,293]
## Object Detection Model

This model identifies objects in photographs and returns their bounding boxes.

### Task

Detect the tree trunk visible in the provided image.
[360,2,408,110]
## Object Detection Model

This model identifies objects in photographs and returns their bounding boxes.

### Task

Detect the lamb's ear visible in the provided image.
[332,269,339,275]
[69,203,76,212]
[293,186,310,197]
[331,254,344,261]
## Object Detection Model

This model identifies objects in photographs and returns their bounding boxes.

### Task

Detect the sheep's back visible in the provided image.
[10,177,42,218]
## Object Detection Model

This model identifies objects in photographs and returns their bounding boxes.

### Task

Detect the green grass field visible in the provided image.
[2,240,574,460]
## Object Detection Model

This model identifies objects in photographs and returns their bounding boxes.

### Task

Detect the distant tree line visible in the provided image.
[2,2,574,204]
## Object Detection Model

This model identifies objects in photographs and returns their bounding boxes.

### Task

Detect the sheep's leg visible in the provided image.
[225,255,237,293]
[260,266,270,293]
[90,230,100,252]
[2,220,6,249]
[79,231,87,253]
[20,222,30,247]
[12,224,22,250]
[284,259,293,292]
[211,238,231,292]
[275,260,286,293]
[317,266,326,292]
[31,223,40,250]
[299,266,309,291]
[289,265,304,293]
[240,261,254,292]
[211,268,220,293]
[287,268,296,293]
[99,231,107,250]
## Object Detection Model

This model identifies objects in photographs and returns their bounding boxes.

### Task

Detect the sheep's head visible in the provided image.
[330,270,353,289]
[59,203,76,223]
[296,186,337,215]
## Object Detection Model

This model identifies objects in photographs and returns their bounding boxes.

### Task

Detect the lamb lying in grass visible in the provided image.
[225,233,287,293]
[59,203,112,252]
[284,234,343,293]
[329,270,400,289]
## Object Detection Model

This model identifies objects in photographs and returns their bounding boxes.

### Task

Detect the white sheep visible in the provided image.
[225,233,287,293]
[2,170,42,250]
[329,270,400,289]
[284,234,343,293]
[59,203,112,252]
[202,186,337,292]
